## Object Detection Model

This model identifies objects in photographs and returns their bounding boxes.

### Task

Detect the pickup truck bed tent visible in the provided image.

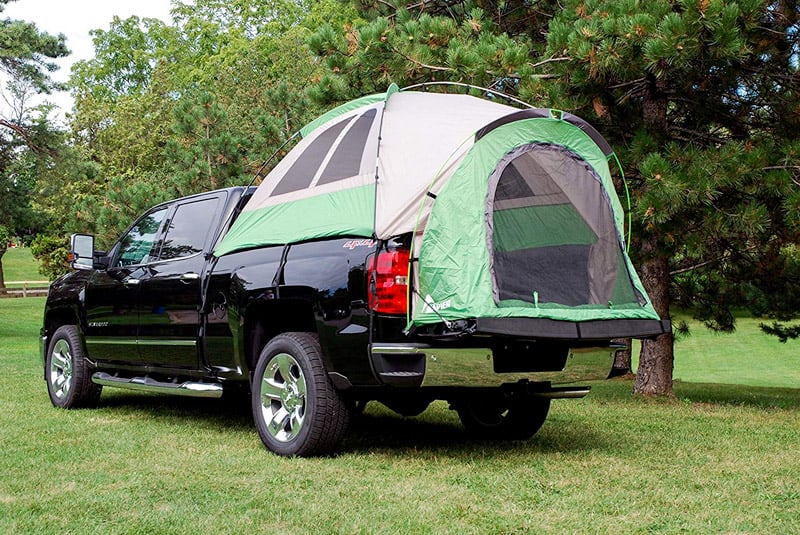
[215,86,665,334]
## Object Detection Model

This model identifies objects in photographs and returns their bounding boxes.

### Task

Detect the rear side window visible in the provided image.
[115,207,168,267]
[158,197,220,261]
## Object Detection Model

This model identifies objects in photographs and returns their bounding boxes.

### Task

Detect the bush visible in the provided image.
[30,234,70,280]
[0,225,10,251]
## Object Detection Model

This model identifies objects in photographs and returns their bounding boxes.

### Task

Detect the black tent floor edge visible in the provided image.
[475,317,671,341]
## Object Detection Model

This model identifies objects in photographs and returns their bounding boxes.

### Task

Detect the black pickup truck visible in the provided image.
[39,186,632,455]
[41,92,669,457]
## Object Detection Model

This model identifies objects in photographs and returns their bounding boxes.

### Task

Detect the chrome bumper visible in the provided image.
[370,344,615,388]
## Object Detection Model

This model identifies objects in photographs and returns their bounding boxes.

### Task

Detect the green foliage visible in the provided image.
[761,322,800,343]
[0,224,10,250]
[166,90,246,191]
[65,0,348,243]
[29,233,69,280]
[0,1,73,289]
[306,1,551,103]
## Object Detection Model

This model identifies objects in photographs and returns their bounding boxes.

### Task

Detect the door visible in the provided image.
[136,194,222,368]
[84,206,169,363]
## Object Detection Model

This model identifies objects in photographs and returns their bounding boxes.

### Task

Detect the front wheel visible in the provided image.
[455,394,550,440]
[252,332,349,457]
[46,325,102,408]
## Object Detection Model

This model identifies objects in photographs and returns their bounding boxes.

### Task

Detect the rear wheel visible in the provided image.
[455,393,550,440]
[46,325,102,408]
[252,332,349,457]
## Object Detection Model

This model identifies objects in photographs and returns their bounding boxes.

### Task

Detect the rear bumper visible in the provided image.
[370,343,616,388]
[475,317,671,341]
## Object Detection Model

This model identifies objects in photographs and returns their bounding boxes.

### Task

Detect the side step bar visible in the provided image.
[92,372,224,399]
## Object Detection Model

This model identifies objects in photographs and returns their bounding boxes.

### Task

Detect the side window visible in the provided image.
[115,207,168,267]
[158,197,220,261]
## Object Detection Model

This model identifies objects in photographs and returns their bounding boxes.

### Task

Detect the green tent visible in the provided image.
[216,86,665,338]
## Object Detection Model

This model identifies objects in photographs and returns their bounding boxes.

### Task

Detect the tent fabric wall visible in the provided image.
[412,116,659,326]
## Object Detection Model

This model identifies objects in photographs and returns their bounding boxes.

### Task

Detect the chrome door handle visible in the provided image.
[125,278,140,286]
[180,272,200,282]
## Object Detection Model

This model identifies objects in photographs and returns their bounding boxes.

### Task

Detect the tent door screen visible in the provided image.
[487,143,638,308]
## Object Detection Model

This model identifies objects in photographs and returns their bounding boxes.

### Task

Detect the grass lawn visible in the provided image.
[1,297,798,533]
[1,247,45,284]
[632,313,800,389]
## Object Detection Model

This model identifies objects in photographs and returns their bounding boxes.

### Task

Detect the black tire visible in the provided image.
[46,325,102,408]
[455,394,550,440]
[251,332,350,457]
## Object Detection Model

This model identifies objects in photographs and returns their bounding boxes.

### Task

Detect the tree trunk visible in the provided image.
[632,70,674,396]
[634,236,674,396]
[0,247,6,295]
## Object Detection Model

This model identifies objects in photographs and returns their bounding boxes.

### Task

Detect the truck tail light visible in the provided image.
[368,248,410,315]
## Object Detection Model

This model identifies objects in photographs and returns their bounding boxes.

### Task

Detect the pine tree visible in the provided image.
[309,0,800,394]
[543,0,800,394]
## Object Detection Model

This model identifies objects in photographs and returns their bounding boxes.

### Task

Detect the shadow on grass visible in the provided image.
[95,389,253,431]
[340,406,612,456]
[90,391,613,456]
[673,381,800,410]
[589,378,800,410]
[77,378,799,457]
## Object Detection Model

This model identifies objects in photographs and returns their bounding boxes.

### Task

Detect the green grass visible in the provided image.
[2,298,798,533]
[1,247,45,284]
[633,313,800,389]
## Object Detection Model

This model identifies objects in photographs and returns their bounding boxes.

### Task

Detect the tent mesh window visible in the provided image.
[271,108,378,196]
[487,143,643,308]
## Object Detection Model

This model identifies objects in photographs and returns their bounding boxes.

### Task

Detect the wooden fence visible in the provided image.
[2,281,49,298]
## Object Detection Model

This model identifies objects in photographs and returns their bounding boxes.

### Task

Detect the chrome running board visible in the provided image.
[92,372,224,399]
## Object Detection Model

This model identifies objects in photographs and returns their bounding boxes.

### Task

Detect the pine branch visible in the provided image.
[760,322,800,343]
[670,255,726,276]
[528,56,570,69]
[390,47,454,73]
[608,77,647,90]
[0,118,56,156]
[669,125,728,145]
[761,166,800,186]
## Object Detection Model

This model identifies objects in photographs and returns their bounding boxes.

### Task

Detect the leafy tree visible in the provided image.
[543,0,800,394]
[0,0,69,93]
[67,0,353,245]
[167,90,246,191]
[307,0,557,103]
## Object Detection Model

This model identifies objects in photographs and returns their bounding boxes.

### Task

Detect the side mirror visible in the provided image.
[69,233,96,270]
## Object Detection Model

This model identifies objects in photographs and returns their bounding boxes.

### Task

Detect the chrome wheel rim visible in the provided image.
[49,339,74,400]
[259,353,307,442]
